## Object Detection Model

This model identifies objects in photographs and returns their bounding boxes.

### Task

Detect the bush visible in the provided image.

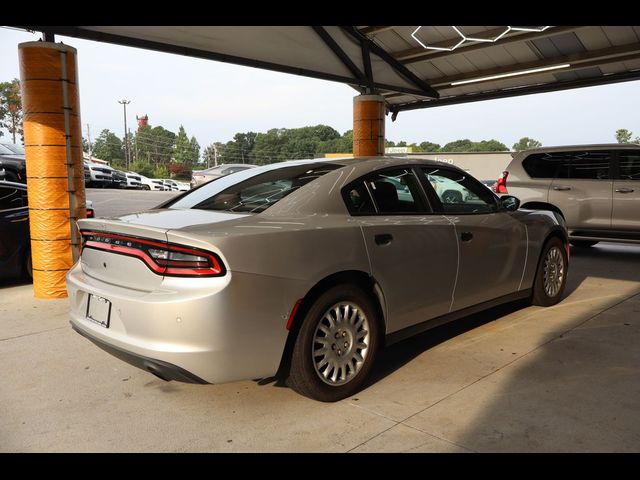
[169,162,192,180]
[153,164,169,178]
[129,160,155,177]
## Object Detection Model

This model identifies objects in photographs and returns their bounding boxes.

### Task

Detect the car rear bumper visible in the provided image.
[72,324,208,383]
[66,262,302,384]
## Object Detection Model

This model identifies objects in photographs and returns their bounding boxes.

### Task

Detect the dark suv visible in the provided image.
[499,143,640,247]
[0,143,26,184]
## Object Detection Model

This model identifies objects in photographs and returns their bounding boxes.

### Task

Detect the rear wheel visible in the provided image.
[142,184,150,190]
[532,237,568,306]
[288,284,380,402]
[570,240,598,248]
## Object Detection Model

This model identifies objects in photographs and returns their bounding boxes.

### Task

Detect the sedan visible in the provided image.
[67,157,569,402]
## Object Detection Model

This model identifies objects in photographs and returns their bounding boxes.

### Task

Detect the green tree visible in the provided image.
[512,137,542,151]
[385,139,396,148]
[92,129,124,163]
[136,125,175,165]
[129,160,155,178]
[441,139,475,152]
[615,128,635,143]
[0,79,23,144]
[189,136,200,164]
[396,141,407,147]
[441,138,508,152]
[419,141,440,152]
[173,125,191,164]
[475,139,509,152]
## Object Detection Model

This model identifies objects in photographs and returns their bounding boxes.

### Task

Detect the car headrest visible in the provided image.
[371,181,398,211]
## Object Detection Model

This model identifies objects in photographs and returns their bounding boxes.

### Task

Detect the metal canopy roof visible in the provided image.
[18,25,640,119]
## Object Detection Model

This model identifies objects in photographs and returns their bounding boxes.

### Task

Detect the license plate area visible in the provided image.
[86,294,112,328]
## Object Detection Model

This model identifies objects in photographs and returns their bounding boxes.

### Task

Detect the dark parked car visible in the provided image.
[0,181,94,281]
[0,181,30,279]
[0,143,26,184]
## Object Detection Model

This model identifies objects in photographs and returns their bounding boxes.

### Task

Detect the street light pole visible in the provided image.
[118,99,131,169]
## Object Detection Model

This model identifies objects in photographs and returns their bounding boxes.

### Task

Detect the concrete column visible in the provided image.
[352,94,385,157]
[19,42,86,298]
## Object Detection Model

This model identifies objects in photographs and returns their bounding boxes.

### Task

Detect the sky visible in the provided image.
[1,27,640,150]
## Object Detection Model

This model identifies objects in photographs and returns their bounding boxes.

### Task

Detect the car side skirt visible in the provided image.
[385,289,532,346]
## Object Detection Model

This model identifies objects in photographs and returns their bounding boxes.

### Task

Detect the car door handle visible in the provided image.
[374,234,393,246]
[615,188,634,193]
[460,231,474,242]
[553,186,571,191]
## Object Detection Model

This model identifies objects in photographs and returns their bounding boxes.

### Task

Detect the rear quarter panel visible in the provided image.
[511,209,567,289]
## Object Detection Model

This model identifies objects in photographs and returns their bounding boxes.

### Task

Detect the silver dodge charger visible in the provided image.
[67,157,569,401]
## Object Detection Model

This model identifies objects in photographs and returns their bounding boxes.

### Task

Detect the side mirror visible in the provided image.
[500,195,520,211]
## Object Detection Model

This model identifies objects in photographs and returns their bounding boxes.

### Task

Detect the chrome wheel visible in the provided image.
[543,246,565,298]
[312,302,370,386]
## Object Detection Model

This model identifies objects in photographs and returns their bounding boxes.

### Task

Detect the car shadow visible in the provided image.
[364,299,529,388]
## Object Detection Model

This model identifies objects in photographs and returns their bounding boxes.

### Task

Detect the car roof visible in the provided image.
[516,143,640,155]
[0,180,27,190]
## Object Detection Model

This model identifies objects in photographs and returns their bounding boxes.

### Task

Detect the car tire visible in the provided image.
[532,237,568,307]
[570,240,598,248]
[288,284,380,402]
[142,185,150,190]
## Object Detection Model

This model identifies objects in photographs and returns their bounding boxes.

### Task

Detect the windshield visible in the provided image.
[0,143,25,155]
[167,162,339,213]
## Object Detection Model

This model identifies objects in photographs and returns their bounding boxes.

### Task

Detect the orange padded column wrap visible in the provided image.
[353,94,385,157]
[19,42,86,299]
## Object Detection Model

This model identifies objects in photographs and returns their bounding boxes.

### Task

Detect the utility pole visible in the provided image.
[118,99,131,169]
[213,144,218,167]
[86,123,92,159]
[132,127,138,166]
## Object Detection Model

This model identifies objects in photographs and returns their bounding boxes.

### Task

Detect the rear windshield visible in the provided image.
[166,163,339,213]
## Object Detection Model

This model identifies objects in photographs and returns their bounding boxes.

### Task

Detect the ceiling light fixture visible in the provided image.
[411,26,551,52]
[450,63,570,86]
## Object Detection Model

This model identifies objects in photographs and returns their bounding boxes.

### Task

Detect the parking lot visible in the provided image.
[1,188,639,452]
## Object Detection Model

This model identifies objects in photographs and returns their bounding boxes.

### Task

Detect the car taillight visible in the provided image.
[81,231,225,277]
[86,209,94,218]
[495,171,509,194]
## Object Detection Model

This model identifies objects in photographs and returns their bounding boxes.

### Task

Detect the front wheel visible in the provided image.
[288,284,380,402]
[532,237,568,306]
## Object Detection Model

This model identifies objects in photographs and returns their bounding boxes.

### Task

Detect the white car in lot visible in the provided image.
[124,172,143,189]
[137,175,165,191]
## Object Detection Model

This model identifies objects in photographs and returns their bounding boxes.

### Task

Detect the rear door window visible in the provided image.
[555,151,611,180]
[523,151,612,180]
[343,168,429,215]
[618,151,640,180]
